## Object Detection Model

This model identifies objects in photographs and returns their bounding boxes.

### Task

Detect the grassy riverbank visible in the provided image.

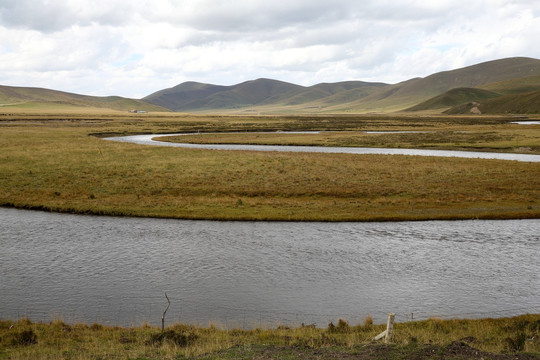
[0,110,539,221]
[1,315,539,359]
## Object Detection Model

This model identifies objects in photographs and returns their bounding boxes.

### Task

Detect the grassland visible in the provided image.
[1,315,539,359]
[0,110,539,221]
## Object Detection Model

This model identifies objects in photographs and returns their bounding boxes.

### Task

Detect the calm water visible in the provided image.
[105,133,540,162]
[1,208,539,327]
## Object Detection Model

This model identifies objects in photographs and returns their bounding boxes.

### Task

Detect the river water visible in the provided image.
[1,208,538,327]
[105,133,540,162]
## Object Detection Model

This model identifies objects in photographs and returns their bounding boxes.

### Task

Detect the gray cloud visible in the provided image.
[0,0,133,32]
[0,0,539,97]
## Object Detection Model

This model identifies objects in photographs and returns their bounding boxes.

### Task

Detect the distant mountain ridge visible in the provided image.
[3,57,540,114]
[143,57,540,113]
[143,78,388,112]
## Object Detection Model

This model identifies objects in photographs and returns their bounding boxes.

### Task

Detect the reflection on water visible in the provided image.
[1,208,539,327]
[511,121,540,125]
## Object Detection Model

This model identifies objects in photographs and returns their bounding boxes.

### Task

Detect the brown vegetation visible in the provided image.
[1,315,539,359]
[0,111,538,221]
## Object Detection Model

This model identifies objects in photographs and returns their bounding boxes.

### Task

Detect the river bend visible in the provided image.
[1,208,538,327]
[104,133,540,162]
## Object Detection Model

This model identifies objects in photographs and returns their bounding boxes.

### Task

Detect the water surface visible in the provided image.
[105,133,540,162]
[1,208,538,327]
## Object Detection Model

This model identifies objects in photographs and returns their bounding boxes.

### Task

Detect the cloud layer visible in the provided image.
[1,0,539,98]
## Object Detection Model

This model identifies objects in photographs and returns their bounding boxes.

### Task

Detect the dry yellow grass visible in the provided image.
[0,112,538,221]
[1,315,539,359]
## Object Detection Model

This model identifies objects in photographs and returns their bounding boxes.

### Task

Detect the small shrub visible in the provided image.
[503,332,527,353]
[50,320,71,333]
[327,322,335,333]
[427,317,449,333]
[503,319,530,332]
[18,318,33,326]
[363,315,374,327]
[229,329,247,337]
[148,330,197,347]
[170,324,193,333]
[4,329,38,346]
[528,319,540,332]
[320,333,346,346]
[327,319,350,334]
[90,323,104,331]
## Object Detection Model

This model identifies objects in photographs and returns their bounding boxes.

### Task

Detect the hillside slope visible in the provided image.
[0,85,167,112]
[144,78,389,112]
[144,79,307,111]
[143,57,540,113]
[328,57,540,112]
[478,75,540,95]
[445,89,540,114]
[404,88,502,112]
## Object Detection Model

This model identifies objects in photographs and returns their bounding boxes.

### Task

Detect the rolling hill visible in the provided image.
[3,57,540,114]
[326,57,540,113]
[0,85,168,112]
[403,88,502,112]
[477,75,540,95]
[143,79,388,112]
[143,57,540,113]
[444,89,540,115]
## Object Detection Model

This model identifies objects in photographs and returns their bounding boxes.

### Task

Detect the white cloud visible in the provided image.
[0,0,539,98]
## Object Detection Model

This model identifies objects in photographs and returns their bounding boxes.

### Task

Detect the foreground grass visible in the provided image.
[0,111,539,221]
[1,315,539,359]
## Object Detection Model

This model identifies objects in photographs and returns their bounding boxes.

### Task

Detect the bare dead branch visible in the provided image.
[161,292,171,332]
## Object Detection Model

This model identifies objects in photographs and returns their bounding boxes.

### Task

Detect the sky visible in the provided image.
[1,0,539,99]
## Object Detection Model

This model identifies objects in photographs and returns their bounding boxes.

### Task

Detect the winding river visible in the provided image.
[1,131,539,328]
[104,133,540,162]
[1,208,539,327]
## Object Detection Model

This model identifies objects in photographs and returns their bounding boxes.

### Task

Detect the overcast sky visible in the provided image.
[1,0,539,98]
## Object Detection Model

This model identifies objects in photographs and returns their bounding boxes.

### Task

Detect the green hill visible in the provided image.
[327,57,540,113]
[144,79,389,112]
[141,82,229,111]
[478,75,540,95]
[404,88,501,112]
[0,85,168,112]
[144,79,306,111]
[444,90,540,115]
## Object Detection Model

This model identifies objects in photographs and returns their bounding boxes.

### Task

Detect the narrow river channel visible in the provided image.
[1,208,538,327]
[104,133,540,162]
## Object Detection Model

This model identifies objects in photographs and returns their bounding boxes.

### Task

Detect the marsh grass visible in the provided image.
[0,112,539,221]
[1,315,539,359]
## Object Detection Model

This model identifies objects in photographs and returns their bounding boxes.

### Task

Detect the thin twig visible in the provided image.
[161,292,170,332]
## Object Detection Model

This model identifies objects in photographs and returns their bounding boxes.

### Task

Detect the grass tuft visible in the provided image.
[3,329,38,346]
[147,329,198,347]
[1,315,539,358]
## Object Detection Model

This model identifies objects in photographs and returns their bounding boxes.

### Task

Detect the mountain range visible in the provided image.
[2,57,540,114]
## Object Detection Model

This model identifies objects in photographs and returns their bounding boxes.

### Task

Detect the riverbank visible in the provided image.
[0,112,539,221]
[1,315,539,359]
